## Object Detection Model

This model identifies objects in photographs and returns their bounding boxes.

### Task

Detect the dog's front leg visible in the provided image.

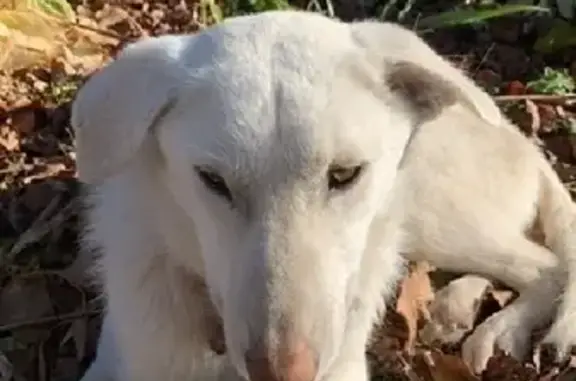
[461,268,564,374]
[321,234,404,381]
[318,302,380,381]
[318,302,375,381]
[539,264,576,361]
[84,256,238,381]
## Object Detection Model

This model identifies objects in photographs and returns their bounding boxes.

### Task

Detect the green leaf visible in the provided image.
[418,4,549,30]
[527,66,575,95]
[199,0,223,23]
[534,19,576,53]
[556,0,575,20]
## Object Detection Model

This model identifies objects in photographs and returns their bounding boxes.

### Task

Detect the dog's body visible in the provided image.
[73,10,575,381]
[402,105,576,371]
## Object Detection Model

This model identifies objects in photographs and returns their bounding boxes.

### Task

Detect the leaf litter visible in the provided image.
[2,1,576,380]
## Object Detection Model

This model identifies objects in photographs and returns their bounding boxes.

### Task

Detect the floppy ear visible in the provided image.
[71,36,189,184]
[350,21,501,126]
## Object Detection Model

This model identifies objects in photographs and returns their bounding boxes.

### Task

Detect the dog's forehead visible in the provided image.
[166,13,393,174]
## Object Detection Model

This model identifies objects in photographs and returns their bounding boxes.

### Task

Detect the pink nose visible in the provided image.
[245,339,317,381]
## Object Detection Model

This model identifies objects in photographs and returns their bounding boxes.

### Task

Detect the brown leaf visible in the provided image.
[396,261,435,353]
[95,5,131,30]
[0,125,19,151]
[55,254,92,288]
[474,69,501,93]
[20,180,61,214]
[506,80,527,96]
[413,350,480,381]
[0,275,53,327]
[484,349,539,381]
[538,104,559,134]
[60,315,88,361]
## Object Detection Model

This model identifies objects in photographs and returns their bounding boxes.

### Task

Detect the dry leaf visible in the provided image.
[414,350,480,381]
[0,9,67,71]
[95,5,130,30]
[0,0,114,72]
[0,125,19,151]
[506,80,527,95]
[484,349,539,381]
[55,254,92,288]
[395,261,435,353]
[10,107,37,135]
[0,275,53,327]
[556,356,576,381]
[60,315,88,361]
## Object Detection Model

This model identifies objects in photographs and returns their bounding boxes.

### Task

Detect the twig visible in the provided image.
[472,42,495,77]
[0,308,102,334]
[493,94,576,103]
[71,22,122,41]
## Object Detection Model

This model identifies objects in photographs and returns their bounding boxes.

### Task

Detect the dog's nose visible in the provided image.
[245,339,317,381]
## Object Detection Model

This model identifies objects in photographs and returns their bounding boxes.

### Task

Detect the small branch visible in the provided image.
[71,23,122,41]
[493,94,576,103]
[0,309,102,334]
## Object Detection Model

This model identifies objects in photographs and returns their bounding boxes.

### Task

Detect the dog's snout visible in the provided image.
[244,339,317,381]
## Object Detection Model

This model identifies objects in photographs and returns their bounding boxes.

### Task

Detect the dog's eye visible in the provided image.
[328,165,364,191]
[195,168,232,202]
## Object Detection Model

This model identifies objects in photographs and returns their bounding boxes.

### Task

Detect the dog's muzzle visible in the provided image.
[244,338,318,381]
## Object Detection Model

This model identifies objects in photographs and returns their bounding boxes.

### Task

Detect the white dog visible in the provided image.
[72,10,574,381]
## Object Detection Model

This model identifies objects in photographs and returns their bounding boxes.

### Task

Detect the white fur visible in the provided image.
[72,10,575,381]
[420,275,493,345]
[402,102,576,372]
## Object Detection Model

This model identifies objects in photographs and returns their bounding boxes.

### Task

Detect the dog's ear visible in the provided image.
[71,36,188,184]
[350,21,501,125]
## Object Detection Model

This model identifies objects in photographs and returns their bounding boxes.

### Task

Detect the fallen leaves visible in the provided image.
[0,272,101,381]
[0,0,117,74]
[2,2,576,381]
[412,350,480,381]
[370,263,576,381]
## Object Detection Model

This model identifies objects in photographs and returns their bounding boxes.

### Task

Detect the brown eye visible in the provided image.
[195,168,232,202]
[328,165,364,191]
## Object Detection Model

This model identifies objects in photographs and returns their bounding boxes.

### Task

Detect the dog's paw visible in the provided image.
[537,315,576,364]
[461,308,531,374]
[419,275,492,345]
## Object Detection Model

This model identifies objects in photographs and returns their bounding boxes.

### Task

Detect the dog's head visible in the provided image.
[72,10,500,381]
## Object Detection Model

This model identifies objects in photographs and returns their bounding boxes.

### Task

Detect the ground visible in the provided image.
[1,1,576,380]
